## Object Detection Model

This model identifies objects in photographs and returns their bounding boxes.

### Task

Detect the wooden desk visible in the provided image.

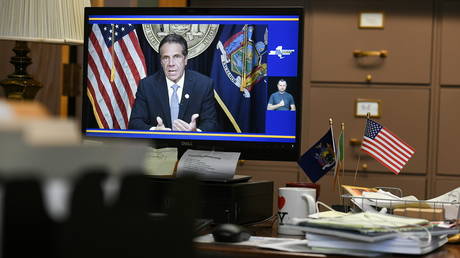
[195,219,460,258]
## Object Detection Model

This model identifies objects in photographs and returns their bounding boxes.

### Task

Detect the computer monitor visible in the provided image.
[82,7,304,161]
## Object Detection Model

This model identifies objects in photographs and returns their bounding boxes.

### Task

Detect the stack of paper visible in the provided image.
[290,212,458,255]
[306,233,447,255]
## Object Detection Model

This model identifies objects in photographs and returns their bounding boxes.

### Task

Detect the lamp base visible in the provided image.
[0,41,42,100]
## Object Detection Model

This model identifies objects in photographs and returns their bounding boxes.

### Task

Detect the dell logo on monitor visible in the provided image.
[180,141,193,147]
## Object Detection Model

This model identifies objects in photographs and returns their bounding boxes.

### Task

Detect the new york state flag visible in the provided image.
[210,24,268,133]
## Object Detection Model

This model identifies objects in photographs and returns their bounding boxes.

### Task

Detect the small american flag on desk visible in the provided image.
[87,24,147,129]
[361,119,415,174]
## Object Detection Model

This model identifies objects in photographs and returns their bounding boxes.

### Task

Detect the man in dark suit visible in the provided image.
[128,34,218,131]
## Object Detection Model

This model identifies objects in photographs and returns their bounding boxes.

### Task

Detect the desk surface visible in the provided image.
[195,218,460,258]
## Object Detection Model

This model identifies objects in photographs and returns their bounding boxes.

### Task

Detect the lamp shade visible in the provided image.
[0,0,91,45]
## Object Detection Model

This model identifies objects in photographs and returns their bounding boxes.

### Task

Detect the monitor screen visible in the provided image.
[82,7,303,161]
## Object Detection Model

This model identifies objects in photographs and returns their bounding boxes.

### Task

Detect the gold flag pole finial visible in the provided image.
[329,118,333,126]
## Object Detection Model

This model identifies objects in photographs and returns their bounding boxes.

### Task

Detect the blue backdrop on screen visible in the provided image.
[267,23,299,77]
[265,111,296,135]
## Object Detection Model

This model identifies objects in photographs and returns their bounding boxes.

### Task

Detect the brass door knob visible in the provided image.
[362,163,368,170]
[366,74,372,82]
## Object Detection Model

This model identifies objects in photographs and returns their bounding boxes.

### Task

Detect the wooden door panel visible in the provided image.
[440,0,460,86]
[437,88,460,175]
[434,178,460,198]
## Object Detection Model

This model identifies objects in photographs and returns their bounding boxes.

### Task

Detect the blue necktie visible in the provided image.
[170,84,179,123]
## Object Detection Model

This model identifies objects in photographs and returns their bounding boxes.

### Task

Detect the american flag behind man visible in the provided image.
[87,24,147,129]
[361,119,415,174]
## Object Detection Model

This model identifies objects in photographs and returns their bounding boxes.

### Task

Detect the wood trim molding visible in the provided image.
[159,0,187,7]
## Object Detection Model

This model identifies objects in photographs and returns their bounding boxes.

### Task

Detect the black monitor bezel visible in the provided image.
[81,7,304,161]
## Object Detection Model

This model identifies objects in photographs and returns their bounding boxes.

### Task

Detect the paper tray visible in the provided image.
[341,187,460,220]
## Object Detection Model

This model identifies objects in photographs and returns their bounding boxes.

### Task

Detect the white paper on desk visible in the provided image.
[144,147,177,176]
[194,234,378,257]
[194,234,303,247]
[176,149,240,180]
[427,187,460,219]
[362,190,422,209]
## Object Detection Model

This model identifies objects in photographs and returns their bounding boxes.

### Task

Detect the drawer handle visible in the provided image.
[349,138,362,146]
[353,50,388,58]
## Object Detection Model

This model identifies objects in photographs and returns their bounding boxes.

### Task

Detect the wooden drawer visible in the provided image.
[300,172,426,207]
[310,0,433,84]
[434,177,460,198]
[308,86,429,174]
[437,88,460,175]
[440,0,460,86]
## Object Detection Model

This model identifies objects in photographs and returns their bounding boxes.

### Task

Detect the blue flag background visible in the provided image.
[210,24,268,133]
[298,129,336,183]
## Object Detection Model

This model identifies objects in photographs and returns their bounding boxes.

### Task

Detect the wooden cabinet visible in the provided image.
[437,88,460,175]
[434,178,460,197]
[440,0,460,86]
[310,0,433,84]
[191,0,460,210]
[309,86,429,174]
[307,0,437,203]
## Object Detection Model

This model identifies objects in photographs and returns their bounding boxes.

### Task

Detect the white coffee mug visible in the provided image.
[277,187,316,235]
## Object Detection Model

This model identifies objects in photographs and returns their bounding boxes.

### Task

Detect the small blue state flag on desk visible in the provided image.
[298,129,336,183]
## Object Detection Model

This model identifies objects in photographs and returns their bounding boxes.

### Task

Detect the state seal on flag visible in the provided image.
[142,24,219,59]
[314,143,335,170]
[216,25,267,98]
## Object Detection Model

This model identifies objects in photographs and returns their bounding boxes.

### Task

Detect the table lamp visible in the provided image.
[0,0,90,100]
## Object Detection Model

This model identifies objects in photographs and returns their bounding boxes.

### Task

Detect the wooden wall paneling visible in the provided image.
[75,46,84,128]
[309,86,429,174]
[29,43,63,116]
[310,0,433,84]
[437,88,460,175]
[300,1,314,158]
[158,0,185,7]
[433,177,460,197]
[90,0,104,6]
[439,0,460,86]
